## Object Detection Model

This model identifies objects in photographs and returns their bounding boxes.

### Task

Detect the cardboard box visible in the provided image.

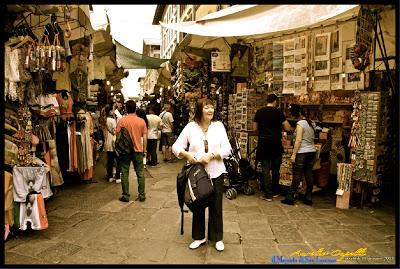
[336,191,350,209]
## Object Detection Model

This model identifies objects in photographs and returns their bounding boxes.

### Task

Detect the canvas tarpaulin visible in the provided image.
[160,5,360,38]
[115,40,169,69]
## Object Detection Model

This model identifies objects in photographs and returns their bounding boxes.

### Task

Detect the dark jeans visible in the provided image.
[192,174,224,242]
[260,155,282,198]
[106,151,120,179]
[147,139,158,165]
[119,152,145,200]
[286,152,316,201]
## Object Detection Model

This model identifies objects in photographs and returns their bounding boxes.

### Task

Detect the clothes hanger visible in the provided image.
[11,35,36,50]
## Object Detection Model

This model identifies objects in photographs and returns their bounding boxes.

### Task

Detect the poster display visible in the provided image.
[330,29,342,58]
[345,72,365,90]
[211,51,231,72]
[314,32,331,82]
[253,42,273,86]
[273,41,284,94]
[283,39,296,94]
[330,56,342,74]
[314,33,331,61]
[331,73,343,90]
[314,75,330,91]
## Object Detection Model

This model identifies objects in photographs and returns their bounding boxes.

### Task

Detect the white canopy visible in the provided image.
[160,5,360,38]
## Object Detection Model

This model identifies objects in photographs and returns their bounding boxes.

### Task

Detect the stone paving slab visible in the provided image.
[97,199,134,212]
[124,239,170,263]
[205,243,245,264]
[163,242,207,264]
[5,252,45,264]
[6,238,58,259]
[60,247,126,264]
[270,224,304,244]
[37,241,82,264]
[367,242,396,258]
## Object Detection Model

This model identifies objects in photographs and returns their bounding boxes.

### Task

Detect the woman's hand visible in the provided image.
[290,153,296,163]
[199,153,213,165]
[184,152,198,164]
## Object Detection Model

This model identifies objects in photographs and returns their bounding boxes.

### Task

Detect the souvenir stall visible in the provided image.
[161,49,231,135]
[4,5,99,235]
[162,5,396,206]
[243,6,396,206]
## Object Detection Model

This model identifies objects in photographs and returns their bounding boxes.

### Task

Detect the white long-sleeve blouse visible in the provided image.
[172,121,232,179]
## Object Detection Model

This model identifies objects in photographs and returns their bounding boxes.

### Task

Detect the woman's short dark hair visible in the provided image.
[289,104,301,118]
[194,98,216,124]
[125,100,136,114]
[266,93,278,104]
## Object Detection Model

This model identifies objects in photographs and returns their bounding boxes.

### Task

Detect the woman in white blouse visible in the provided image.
[172,98,232,252]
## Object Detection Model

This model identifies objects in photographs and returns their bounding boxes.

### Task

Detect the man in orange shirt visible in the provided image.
[116,100,148,202]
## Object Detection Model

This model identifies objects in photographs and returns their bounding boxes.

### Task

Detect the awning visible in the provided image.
[160,5,360,38]
[156,61,172,87]
[115,40,169,69]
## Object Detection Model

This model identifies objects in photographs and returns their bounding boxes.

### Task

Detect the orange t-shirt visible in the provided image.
[116,114,147,153]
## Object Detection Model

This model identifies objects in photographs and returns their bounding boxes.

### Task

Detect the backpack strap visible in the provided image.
[180,211,184,235]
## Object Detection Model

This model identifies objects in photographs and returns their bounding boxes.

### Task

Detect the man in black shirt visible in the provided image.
[254,94,292,201]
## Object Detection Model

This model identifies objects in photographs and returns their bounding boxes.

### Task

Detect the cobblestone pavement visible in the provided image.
[5,152,396,265]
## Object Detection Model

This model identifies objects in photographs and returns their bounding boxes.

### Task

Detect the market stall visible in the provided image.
[161,4,396,206]
[3,5,126,236]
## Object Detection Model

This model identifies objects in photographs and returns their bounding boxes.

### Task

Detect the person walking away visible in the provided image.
[136,108,149,168]
[159,103,174,162]
[116,100,148,202]
[281,104,316,206]
[102,105,121,183]
[253,94,292,201]
[172,98,232,252]
[146,105,162,167]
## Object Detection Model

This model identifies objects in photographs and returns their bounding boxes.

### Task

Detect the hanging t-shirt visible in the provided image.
[52,62,71,91]
[70,68,88,103]
[19,193,48,231]
[12,166,53,202]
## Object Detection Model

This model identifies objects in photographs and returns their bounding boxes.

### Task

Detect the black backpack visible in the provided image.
[176,163,214,234]
[115,127,134,158]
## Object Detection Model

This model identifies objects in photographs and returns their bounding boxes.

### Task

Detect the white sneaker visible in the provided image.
[215,241,224,251]
[108,178,115,183]
[189,238,206,249]
[115,179,121,184]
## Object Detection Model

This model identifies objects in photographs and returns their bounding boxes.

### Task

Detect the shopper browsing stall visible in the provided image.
[102,105,121,184]
[159,103,175,162]
[281,104,316,206]
[253,94,292,201]
[172,98,232,252]
[146,105,162,167]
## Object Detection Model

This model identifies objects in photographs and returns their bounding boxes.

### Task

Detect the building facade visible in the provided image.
[142,39,161,96]
[153,5,196,60]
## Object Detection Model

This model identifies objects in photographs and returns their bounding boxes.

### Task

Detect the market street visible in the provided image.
[5,152,396,265]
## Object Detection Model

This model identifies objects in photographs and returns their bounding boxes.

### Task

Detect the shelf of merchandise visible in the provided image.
[287,118,344,125]
[293,103,353,107]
